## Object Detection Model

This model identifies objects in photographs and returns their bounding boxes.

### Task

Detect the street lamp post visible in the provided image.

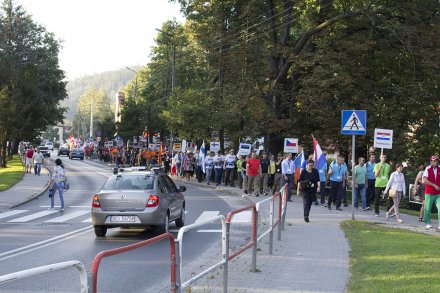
[90,98,93,139]
[126,67,138,102]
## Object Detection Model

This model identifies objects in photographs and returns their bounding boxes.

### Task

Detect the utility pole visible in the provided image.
[90,98,94,139]
[126,67,138,102]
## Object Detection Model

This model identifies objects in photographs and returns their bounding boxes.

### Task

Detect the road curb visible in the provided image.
[10,167,51,209]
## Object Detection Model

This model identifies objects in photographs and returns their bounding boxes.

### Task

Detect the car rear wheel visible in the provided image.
[158,212,170,234]
[175,206,185,228]
[94,225,107,237]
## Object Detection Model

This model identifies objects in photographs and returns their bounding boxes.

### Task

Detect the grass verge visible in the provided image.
[0,156,24,192]
[342,220,440,293]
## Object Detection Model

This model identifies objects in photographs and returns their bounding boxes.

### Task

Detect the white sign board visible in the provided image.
[186,142,196,152]
[374,128,393,149]
[173,143,182,152]
[148,143,157,151]
[283,138,299,153]
[210,141,220,152]
[238,143,251,156]
[117,140,124,147]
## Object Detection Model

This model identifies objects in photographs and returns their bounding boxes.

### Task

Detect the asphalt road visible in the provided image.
[0,153,250,292]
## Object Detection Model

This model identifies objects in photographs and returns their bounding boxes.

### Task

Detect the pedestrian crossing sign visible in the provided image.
[341,110,367,135]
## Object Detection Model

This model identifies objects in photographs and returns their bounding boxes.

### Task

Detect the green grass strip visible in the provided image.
[0,156,24,192]
[341,220,440,293]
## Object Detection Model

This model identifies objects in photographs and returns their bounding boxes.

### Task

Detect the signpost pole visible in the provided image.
[380,148,383,158]
[351,135,356,220]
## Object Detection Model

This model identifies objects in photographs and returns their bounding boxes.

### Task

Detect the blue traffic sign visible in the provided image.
[341,110,367,135]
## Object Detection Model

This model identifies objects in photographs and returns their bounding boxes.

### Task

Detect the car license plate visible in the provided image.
[109,215,135,222]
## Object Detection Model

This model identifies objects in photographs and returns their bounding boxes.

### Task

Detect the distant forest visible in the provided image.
[64,66,142,122]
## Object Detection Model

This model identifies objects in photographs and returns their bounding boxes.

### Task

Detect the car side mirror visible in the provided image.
[178,186,186,192]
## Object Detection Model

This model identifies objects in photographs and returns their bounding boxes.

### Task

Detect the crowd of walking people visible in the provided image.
[12,139,440,230]
[160,148,440,229]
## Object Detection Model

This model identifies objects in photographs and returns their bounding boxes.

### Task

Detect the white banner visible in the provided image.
[283,138,299,153]
[374,128,393,149]
[238,143,251,156]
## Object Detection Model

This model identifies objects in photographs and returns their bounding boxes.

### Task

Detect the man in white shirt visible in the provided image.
[214,151,225,186]
[224,149,236,187]
[204,152,215,185]
[281,153,295,202]
[33,148,44,176]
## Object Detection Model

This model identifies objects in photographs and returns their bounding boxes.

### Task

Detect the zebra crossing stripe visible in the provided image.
[44,210,91,223]
[230,211,252,223]
[0,210,28,220]
[8,210,59,223]
[82,218,92,223]
[194,211,220,223]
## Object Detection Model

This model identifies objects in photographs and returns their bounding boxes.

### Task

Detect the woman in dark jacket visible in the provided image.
[298,160,320,222]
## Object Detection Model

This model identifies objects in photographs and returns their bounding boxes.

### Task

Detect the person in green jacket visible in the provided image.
[373,154,391,216]
[237,155,243,189]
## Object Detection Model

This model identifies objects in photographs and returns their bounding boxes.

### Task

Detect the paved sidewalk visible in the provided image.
[173,178,440,292]
[0,166,50,210]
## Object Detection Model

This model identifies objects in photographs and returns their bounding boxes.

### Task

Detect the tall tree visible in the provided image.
[0,0,66,166]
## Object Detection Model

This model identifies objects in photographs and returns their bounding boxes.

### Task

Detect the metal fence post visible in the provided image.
[251,209,258,272]
[269,197,275,255]
[175,240,182,293]
[223,222,230,293]
[87,271,94,293]
[281,185,287,232]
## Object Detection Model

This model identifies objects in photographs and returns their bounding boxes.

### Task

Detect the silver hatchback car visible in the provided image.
[91,170,186,237]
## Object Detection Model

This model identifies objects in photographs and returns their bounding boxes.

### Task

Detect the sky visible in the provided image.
[19,0,185,80]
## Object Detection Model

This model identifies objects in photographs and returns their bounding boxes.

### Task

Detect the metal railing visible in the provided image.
[175,215,227,293]
[255,191,283,255]
[226,204,257,271]
[90,232,176,293]
[0,260,89,293]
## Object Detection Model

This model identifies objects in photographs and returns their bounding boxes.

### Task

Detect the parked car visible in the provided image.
[91,169,186,237]
[69,148,84,160]
[58,145,70,156]
[45,141,54,151]
[39,146,51,158]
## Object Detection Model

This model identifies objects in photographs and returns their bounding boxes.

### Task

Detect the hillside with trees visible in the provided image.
[64,67,142,121]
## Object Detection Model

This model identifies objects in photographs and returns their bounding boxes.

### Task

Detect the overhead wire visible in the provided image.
[208,4,296,48]
[203,1,334,55]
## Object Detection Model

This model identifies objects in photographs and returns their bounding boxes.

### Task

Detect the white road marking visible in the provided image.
[230,211,253,223]
[197,229,222,233]
[44,210,90,223]
[82,218,92,223]
[40,206,90,208]
[8,210,59,223]
[0,226,93,261]
[0,210,28,219]
[194,211,220,223]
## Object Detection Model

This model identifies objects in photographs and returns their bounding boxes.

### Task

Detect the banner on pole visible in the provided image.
[374,128,393,149]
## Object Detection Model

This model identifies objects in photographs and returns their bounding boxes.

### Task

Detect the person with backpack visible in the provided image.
[49,159,67,212]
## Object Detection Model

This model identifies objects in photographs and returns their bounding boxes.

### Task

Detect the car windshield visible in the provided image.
[102,174,154,190]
